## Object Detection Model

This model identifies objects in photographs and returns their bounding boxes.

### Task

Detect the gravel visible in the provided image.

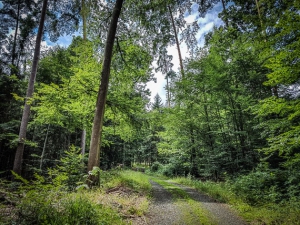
[146,181,186,225]
[146,180,248,225]
[170,182,248,225]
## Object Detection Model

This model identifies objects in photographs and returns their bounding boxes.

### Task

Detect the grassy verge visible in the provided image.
[152,178,217,225]
[0,170,153,225]
[171,177,300,225]
[98,170,152,218]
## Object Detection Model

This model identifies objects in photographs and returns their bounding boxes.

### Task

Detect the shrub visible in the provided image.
[15,191,124,225]
[231,170,281,205]
[150,161,162,172]
[161,162,190,177]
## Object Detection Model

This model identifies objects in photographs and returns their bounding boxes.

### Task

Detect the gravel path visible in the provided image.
[170,182,248,225]
[146,179,248,225]
[146,181,186,225]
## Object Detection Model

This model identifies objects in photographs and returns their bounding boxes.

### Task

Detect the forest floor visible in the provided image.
[143,179,248,225]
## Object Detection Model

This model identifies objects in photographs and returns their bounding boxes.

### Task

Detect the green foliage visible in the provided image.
[99,170,152,195]
[49,145,86,190]
[7,170,144,225]
[119,170,152,194]
[150,161,162,172]
[16,191,124,225]
[171,175,300,224]
[161,161,190,177]
[231,170,281,205]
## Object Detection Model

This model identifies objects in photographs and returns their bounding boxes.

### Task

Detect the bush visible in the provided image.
[150,161,162,172]
[15,191,124,225]
[231,170,281,205]
[161,162,190,177]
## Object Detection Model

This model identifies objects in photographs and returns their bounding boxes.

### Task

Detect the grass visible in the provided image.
[0,170,153,225]
[6,170,299,224]
[86,170,152,222]
[9,190,126,225]
[171,176,300,225]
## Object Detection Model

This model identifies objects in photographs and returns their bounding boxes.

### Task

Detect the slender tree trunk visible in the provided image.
[168,5,184,79]
[80,0,88,156]
[87,0,123,172]
[13,0,48,175]
[221,0,229,27]
[123,142,125,166]
[166,76,171,107]
[40,124,50,170]
[80,129,86,155]
[11,0,21,76]
[164,58,171,107]
[81,0,87,40]
[255,0,264,33]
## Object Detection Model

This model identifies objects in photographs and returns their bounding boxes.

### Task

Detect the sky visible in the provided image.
[147,2,224,104]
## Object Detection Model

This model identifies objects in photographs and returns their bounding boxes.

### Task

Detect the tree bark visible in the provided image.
[168,5,184,79]
[87,0,123,172]
[40,124,50,170]
[13,0,48,175]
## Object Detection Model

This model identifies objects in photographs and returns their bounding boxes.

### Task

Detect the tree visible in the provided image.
[253,0,300,197]
[87,0,124,173]
[13,0,48,175]
[152,94,164,111]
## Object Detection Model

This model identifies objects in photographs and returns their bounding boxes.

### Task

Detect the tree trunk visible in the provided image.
[166,75,171,107]
[81,0,87,40]
[255,0,267,39]
[13,0,48,175]
[255,0,263,31]
[11,0,21,76]
[40,124,50,170]
[221,0,229,27]
[168,5,184,79]
[80,0,88,157]
[80,129,86,155]
[87,0,123,172]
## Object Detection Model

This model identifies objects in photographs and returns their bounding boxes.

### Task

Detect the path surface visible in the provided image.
[146,180,248,225]
[146,181,186,225]
[170,182,248,225]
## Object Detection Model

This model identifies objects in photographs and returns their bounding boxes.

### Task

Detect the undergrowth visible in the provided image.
[0,170,152,225]
[103,170,152,195]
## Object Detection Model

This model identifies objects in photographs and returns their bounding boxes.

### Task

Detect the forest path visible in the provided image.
[145,179,248,225]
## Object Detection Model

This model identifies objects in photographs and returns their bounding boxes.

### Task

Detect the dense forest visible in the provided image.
[0,0,300,224]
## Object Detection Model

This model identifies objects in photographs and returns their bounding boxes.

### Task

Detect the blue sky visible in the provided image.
[45,34,77,47]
